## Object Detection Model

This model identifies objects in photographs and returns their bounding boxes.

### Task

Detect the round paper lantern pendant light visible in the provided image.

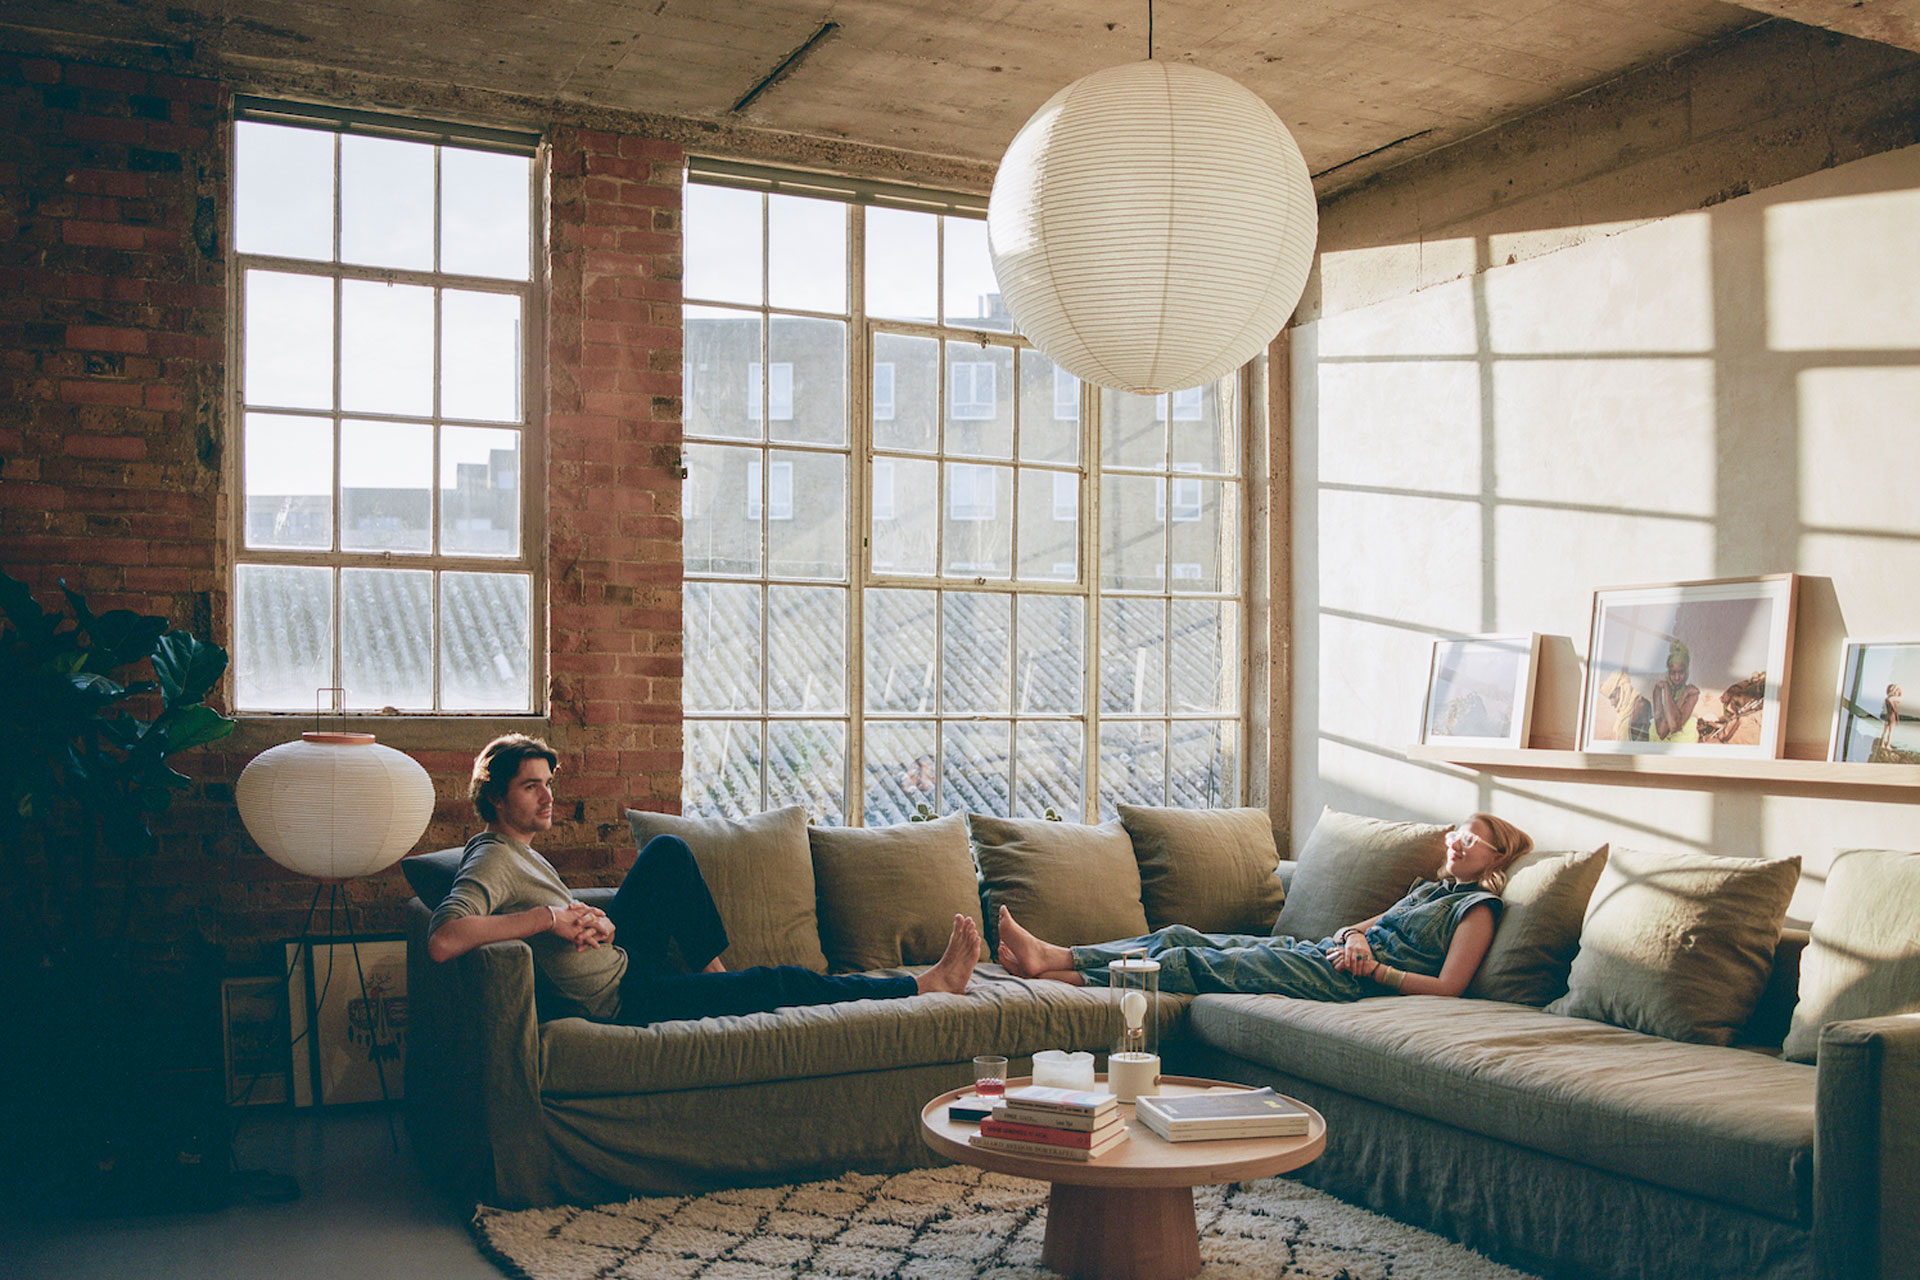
[988,60,1319,395]
[237,732,436,882]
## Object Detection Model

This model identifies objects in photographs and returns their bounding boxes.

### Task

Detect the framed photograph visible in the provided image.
[286,936,408,1108]
[1420,633,1542,749]
[1580,574,1798,757]
[1829,639,1920,763]
[221,975,290,1107]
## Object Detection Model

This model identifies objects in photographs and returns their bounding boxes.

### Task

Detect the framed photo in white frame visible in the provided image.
[1829,638,1920,763]
[1580,574,1798,758]
[1420,633,1542,749]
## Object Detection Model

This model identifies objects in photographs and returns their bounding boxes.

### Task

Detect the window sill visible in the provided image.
[226,715,552,755]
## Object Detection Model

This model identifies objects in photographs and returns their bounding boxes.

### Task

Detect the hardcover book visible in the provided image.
[1134,1088,1310,1139]
[1001,1085,1117,1115]
[978,1115,1123,1148]
[996,1104,1113,1132]
[969,1126,1129,1161]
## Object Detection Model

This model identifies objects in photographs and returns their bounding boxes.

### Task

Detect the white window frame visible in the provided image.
[947,463,998,522]
[1155,387,1204,421]
[949,360,997,420]
[747,459,796,521]
[748,360,795,421]
[1053,367,1080,421]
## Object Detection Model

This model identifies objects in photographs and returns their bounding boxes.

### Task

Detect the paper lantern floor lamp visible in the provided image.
[987,59,1319,396]
[237,731,436,1126]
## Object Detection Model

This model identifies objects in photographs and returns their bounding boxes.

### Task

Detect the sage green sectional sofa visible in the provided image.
[403,805,1920,1280]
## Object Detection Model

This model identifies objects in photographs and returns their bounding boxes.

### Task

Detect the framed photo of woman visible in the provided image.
[1829,638,1920,764]
[1420,633,1541,749]
[1579,575,1798,758]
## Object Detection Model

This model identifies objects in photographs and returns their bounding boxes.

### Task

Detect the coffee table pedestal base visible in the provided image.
[1041,1183,1201,1280]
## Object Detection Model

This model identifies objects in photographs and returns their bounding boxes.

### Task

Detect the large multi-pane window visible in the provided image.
[229,102,540,712]
[682,166,1243,824]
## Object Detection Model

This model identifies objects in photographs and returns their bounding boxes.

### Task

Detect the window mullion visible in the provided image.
[848,202,868,825]
[1082,381,1101,822]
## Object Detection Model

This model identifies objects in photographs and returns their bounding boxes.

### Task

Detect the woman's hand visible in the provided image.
[1330,931,1376,976]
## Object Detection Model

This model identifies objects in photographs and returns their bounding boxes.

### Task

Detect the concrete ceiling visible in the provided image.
[1,1,1914,194]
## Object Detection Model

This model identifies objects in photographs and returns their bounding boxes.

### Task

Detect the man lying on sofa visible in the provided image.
[428,733,981,1024]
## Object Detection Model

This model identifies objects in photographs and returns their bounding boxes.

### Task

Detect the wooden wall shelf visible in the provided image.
[1404,744,1920,796]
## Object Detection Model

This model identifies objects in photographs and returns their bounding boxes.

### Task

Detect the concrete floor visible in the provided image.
[4,1108,502,1280]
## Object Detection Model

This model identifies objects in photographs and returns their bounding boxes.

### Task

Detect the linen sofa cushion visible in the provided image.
[970,815,1149,949]
[1547,847,1799,1046]
[1466,844,1610,1006]
[626,806,828,973]
[401,846,465,909]
[810,814,985,971]
[1784,848,1920,1062]
[1188,993,1816,1224]
[1271,808,1447,942]
[1118,805,1287,934]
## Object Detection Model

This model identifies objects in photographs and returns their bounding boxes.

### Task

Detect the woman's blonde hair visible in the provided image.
[1459,812,1534,896]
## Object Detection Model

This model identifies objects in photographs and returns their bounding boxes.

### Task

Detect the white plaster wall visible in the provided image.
[1289,143,1920,923]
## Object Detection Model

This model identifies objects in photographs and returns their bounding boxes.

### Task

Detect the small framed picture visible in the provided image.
[286,936,408,1107]
[221,975,290,1107]
[1580,574,1798,758]
[1829,639,1920,763]
[1420,633,1542,749]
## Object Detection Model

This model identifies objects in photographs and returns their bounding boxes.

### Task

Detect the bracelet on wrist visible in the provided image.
[546,904,560,930]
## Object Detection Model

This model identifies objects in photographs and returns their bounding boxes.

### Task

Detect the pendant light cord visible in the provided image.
[1147,0,1154,59]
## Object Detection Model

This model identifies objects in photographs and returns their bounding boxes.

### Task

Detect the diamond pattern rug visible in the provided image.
[473,1164,1541,1280]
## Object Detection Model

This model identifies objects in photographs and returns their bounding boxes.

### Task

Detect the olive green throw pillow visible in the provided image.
[1271,808,1448,943]
[625,806,828,974]
[1784,849,1920,1062]
[1548,847,1800,1046]
[1466,845,1610,1006]
[809,814,986,972]
[1118,805,1288,934]
[970,815,1149,950]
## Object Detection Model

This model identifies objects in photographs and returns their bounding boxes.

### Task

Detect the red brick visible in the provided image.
[64,115,148,146]
[64,63,149,94]
[62,220,146,250]
[144,384,185,411]
[69,169,148,198]
[123,566,192,592]
[58,379,144,407]
[0,482,67,509]
[63,434,147,461]
[20,58,60,84]
[147,73,223,106]
[66,324,149,354]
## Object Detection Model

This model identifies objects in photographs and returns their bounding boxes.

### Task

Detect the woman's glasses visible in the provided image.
[1446,827,1492,855]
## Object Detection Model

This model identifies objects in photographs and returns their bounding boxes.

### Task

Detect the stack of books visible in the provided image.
[968,1085,1128,1161]
[1133,1087,1310,1141]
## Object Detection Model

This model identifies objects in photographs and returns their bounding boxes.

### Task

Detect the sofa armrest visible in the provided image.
[1815,1013,1920,1280]
[1275,859,1298,895]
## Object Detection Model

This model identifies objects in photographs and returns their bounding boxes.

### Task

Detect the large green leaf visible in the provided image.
[82,608,168,673]
[152,632,230,707]
[155,704,236,754]
[0,571,55,649]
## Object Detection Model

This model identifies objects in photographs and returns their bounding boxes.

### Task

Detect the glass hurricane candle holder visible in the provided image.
[1107,954,1160,1101]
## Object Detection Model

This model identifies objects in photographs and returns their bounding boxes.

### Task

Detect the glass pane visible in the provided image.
[685,306,761,441]
[234,122,333,262]
[870,456,937,576]
[1169,479,1238,593]
[234,564,331,711]
[769,316,845,447]
[684,183,761,305]
[943,215,1011,331]
[944,463,1011,579]
[684,581,761,712]
[864,588,937,713]
[684,720,763,819]
[1172,599,1238,714]
[244,413,332,550]
[1169,721,1237,810]
[1101,597,1167,715]
[1168,377,1238,473]
[943,592,1011,715]
[1017,467,1078,583]
[767,721,846,826]
[440,571,531,710]
[1101,474,1164,591]
[767,450,846,581]
[945,344,1013,459]
[683,442,762,576]
[1015,722,1082,820]
[873,333,938,453]
[440,425,520,557]
[768,585,846,712]
[1019,350,1079,464]
[244,271,334,411]
[863,720,936,825]
[340,135,433,270]
[768,193,845,313]
[1016,594,1083,714]
[1098,721,1167,818]
[442,147,531,280]
[942,721,1010,817]
[442,290,521,423]
[1101,388,1166,469]
[341,568,431,710]
[341,279,433,417]
[866,207,937,323]
[341,419,430,553]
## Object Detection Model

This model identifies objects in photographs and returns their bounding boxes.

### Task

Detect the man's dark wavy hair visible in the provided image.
[469,734,558,823]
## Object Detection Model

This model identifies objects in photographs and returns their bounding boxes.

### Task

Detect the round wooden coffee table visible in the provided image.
[920,1075,1325,1280]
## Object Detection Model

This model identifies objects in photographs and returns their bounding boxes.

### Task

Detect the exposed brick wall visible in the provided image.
[0,55,686,1012]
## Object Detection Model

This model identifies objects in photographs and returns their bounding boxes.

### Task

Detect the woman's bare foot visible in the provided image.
[916,914,980,994]
[996,906,1074,979]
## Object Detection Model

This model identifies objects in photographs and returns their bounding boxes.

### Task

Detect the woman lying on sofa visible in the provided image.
[997,813,1532,999]
[428,734,980,1025]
